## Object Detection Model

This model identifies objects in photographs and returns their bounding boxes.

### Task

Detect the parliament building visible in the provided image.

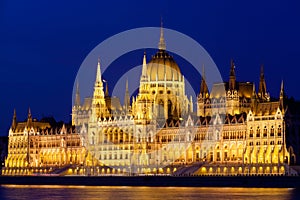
[3,27,300,176]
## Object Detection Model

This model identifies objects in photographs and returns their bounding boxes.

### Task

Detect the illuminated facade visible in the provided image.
[72,27,294,176]
[3,110,87,175]
[3,27,298,176]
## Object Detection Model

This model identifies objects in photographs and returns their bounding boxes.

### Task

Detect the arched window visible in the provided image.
[256,127,260,138]
[278,125,282,137]
[249,127,253,138]
[263,126,267,137]
[270,126,275,137]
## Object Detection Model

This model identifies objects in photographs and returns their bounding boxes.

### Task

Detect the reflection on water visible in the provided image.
[0,185,298,200]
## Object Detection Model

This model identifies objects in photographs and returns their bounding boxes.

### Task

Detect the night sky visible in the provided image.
[0,0,300,136]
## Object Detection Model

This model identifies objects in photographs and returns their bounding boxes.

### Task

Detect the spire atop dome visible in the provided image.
[158,19,166,50]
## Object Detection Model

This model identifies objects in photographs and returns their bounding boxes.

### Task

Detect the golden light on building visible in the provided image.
[3,25,299,177]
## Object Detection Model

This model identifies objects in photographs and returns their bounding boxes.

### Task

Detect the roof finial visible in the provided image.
[158,18,166,50]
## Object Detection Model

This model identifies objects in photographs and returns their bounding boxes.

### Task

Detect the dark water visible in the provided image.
[0,185,299,200]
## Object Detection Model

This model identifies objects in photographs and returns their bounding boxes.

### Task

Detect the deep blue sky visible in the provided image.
[0,0,300,135]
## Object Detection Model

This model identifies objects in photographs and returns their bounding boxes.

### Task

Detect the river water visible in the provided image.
[0,185,299,200]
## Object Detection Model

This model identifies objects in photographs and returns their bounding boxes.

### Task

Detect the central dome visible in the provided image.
[147,50,182,82]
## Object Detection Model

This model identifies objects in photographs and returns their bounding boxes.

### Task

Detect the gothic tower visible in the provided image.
[91,59,107,122]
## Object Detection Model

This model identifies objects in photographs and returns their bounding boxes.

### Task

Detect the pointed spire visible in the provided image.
[142,52,147,76]
[12,109,17,130]
[200,65,209,97]
[230,59,235,76]
[125,79,130,108]
[28,107,32,120]
[158,19,166,50]
[75,81,81,107]
[140,52,148,83]
[27,107,32,127]
[280,80,284,98]
[258,64,267,97]
[229,59,236,90]
[95,58,103,87]
[252,83,256,97]
[105,81,109,97]
[279,80,285,109]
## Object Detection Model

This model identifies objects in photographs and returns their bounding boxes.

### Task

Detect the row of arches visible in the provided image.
[249,125,282,138]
